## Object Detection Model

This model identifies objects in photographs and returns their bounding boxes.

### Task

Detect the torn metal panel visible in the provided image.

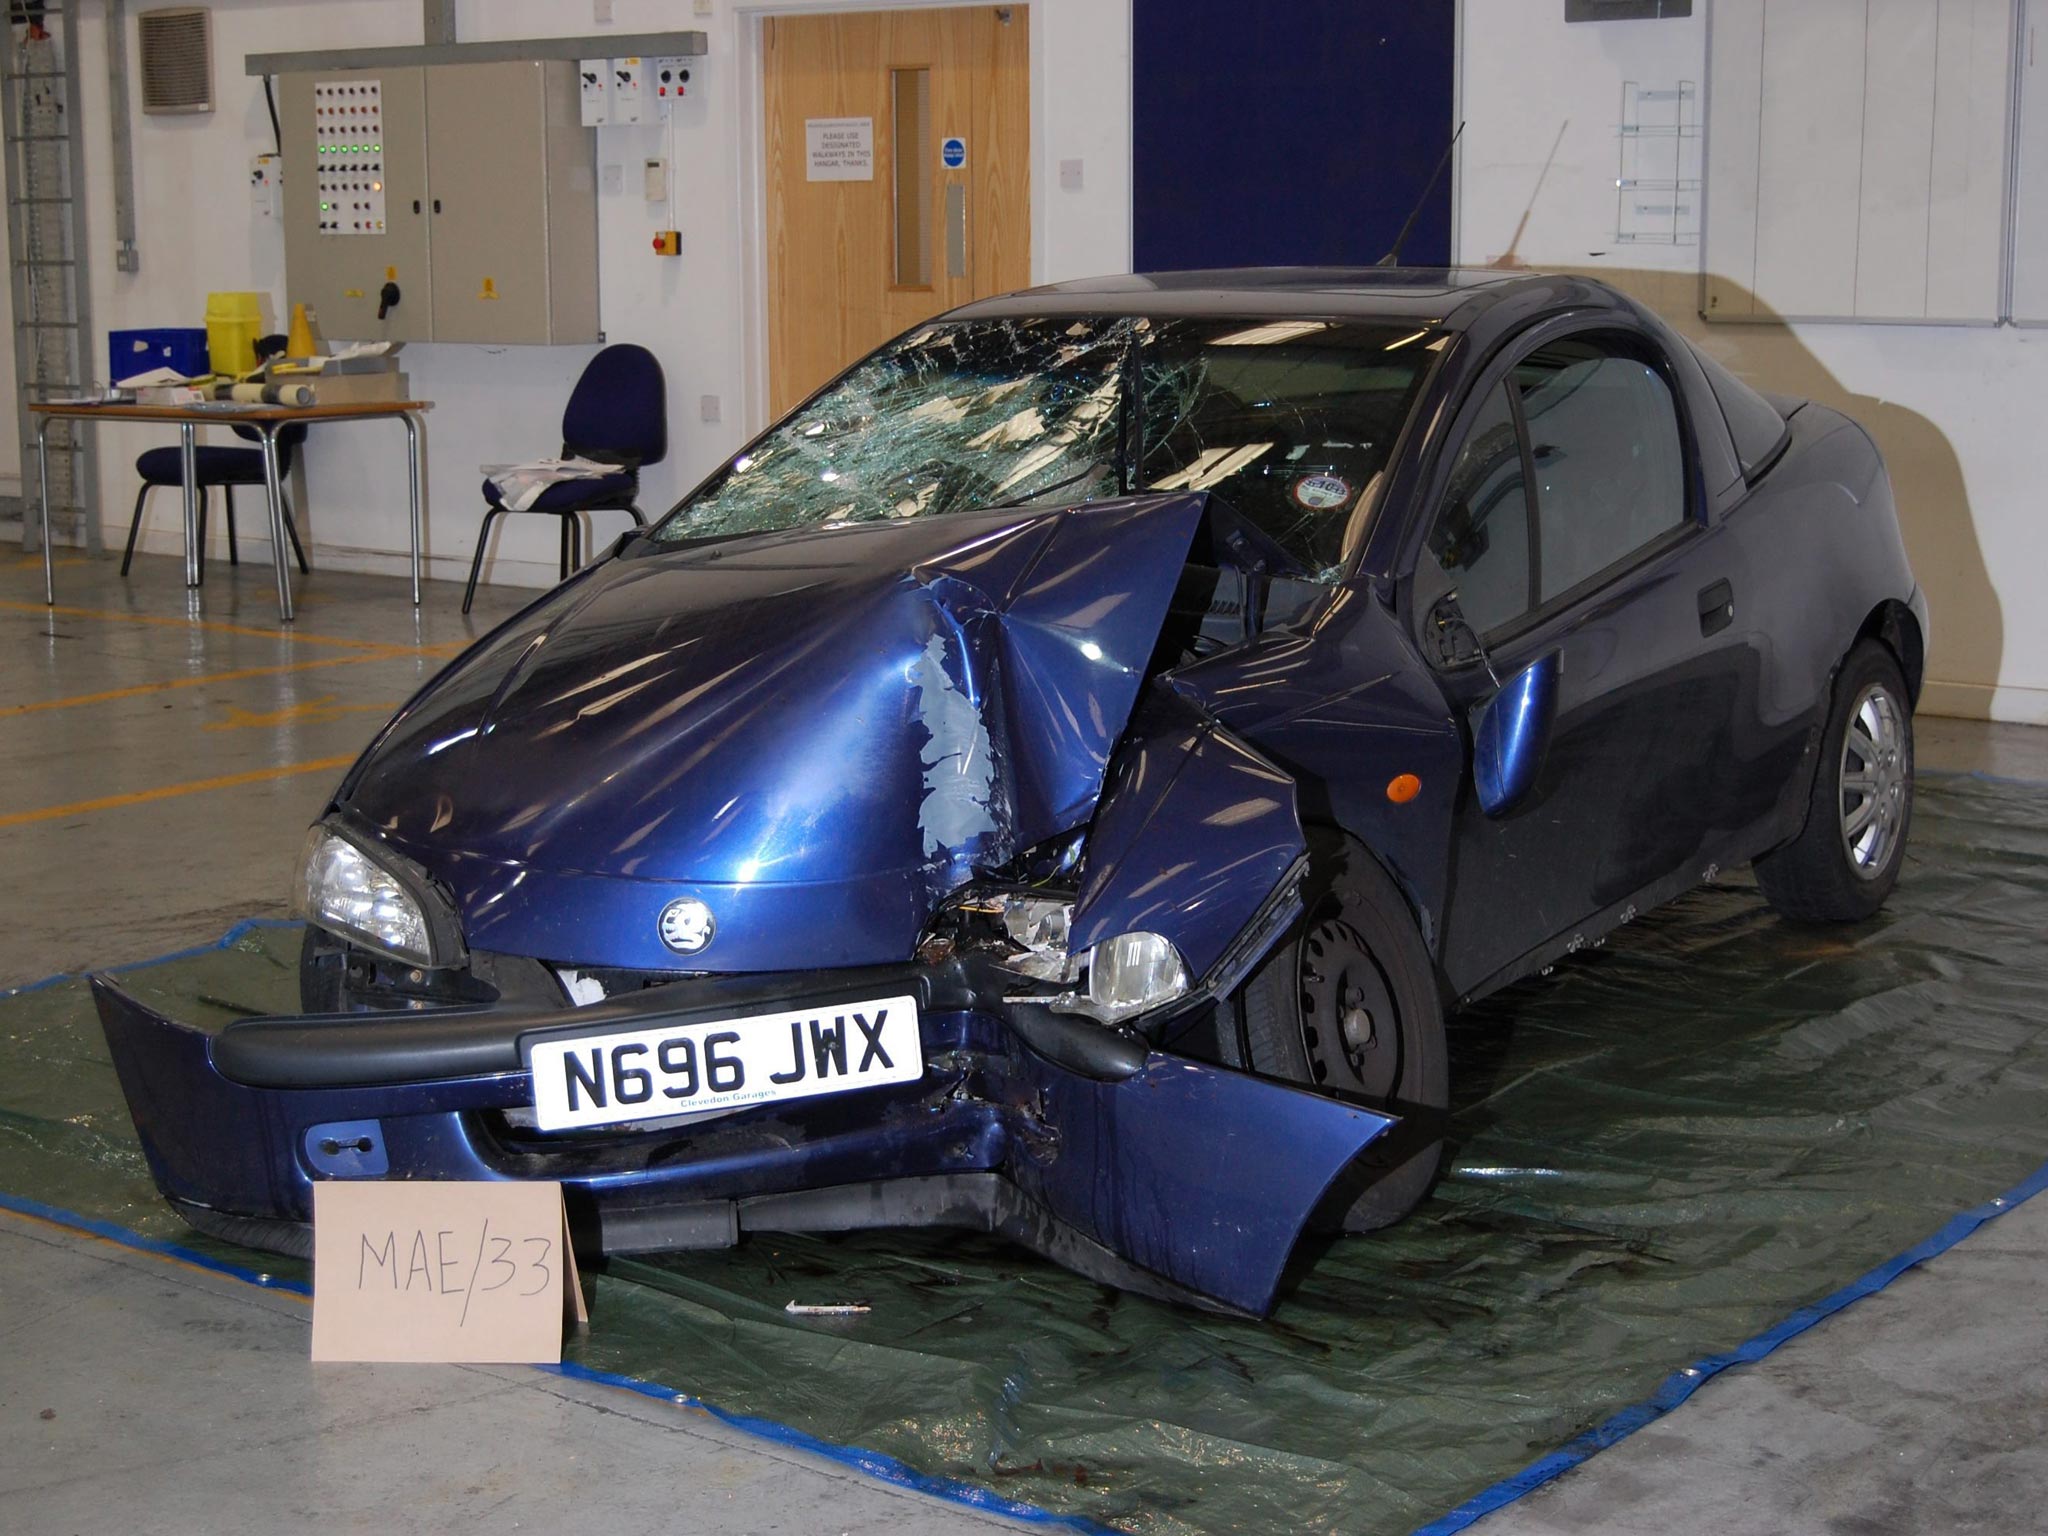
[910,628,1001,871]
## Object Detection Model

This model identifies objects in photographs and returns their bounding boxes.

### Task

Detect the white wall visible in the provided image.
[1459,0,2043,724]
[45,0,1132,589]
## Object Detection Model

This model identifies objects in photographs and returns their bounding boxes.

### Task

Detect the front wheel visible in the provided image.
[1754,639,1914,922]
[1239,833,1448,1231]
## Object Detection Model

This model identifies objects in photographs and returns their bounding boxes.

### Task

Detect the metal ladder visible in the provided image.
[1,2,99,554]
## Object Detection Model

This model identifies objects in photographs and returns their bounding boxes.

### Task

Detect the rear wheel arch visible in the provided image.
[1755,638,1913,922]
[1859,599,1924,708]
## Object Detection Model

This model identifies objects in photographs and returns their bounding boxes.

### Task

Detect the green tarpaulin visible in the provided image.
[4,774,2045,1534]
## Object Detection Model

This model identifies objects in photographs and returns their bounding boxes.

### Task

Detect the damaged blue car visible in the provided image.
[95,270,1927,1316]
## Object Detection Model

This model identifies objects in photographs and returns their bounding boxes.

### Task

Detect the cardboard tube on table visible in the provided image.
[226,382,315,406]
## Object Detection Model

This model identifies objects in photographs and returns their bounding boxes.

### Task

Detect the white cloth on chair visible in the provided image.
[482,456,618,512]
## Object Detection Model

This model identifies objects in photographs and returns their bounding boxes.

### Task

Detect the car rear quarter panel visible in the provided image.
[1719,401,1920,775]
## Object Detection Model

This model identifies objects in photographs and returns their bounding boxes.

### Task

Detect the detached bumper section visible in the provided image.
[92,960,1394,1316]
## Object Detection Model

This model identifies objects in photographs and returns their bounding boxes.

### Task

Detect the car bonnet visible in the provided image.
[333,493,1214,970]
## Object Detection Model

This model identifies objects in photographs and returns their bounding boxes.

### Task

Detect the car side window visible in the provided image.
[1427,381,1533,637]
[1509,337,1687,602]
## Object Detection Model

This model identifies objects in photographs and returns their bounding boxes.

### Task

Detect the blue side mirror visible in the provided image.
[1473,651,1560,818]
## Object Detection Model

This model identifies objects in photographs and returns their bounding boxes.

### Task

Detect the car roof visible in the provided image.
[945,267,1631,329]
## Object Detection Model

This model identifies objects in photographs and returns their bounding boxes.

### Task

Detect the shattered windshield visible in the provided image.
[650,314,1437,582]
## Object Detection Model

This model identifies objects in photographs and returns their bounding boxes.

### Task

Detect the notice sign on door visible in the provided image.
[310,1180,585,1364]
[806,116,875,181]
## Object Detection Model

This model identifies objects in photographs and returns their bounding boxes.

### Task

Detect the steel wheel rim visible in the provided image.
[1297,906,1402,1099]
[1839,682,1906,880]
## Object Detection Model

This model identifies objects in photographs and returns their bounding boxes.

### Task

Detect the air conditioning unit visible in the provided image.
[138,7,213,115]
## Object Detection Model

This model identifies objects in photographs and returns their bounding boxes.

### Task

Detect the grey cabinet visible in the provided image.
[280,60,597,345]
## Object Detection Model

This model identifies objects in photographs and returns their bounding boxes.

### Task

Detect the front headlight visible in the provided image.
[1057,930,1190,1024]
[293,826,445,967]
[930,886,1191,1025]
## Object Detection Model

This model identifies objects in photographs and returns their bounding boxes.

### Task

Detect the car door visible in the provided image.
[1415,320,1746,1001]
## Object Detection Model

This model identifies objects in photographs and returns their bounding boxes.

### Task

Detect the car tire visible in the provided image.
[1754,639,1914,923]
[1239,830,1449,1231]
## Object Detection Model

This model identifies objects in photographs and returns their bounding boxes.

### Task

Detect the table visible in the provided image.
[28,399,432,623]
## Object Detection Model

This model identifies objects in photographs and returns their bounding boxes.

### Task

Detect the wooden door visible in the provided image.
[764,5,1030,416]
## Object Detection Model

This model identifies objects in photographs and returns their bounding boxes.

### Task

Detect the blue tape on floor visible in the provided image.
[0,1188,1111,1534]
[1409,1156,2048,1535]
[0,1187,310,1297]
[0,916,297,1001]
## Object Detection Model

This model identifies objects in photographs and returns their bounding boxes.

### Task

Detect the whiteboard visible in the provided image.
[1704,0,2013,325]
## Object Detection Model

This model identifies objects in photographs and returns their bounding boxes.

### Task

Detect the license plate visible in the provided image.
[524,994,922,1133]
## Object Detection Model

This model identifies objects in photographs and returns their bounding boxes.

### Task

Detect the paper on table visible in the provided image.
[112,366,199,389]
[44,388,129,405]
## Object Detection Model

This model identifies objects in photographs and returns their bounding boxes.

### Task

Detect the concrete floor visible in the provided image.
[2,551,2044,1534]
[0,1212,1022,1535]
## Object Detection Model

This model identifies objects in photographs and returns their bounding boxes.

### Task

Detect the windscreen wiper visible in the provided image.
[984,460,1112,511]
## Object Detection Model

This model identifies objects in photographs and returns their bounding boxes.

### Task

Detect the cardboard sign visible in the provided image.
[806,116,875,181]
[311,1181,585,1363]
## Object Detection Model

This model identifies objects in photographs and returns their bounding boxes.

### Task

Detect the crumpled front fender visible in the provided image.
[1072,690,1308,989]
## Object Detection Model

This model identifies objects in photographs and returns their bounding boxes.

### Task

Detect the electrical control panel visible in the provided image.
[313,79,386,235]
[611,57,643,124]
[651,56,691,115]
[578,58,611,125]
[250,153,280,220]
[281,61,597,345]
[283,67,430,340]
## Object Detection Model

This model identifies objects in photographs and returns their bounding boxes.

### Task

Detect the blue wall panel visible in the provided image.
[1133,0,1457,273]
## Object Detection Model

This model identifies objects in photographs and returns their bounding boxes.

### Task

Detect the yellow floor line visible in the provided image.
[0,754,357,830]
[205,696,398,732]
[0,598,466,655]
[0,654,413,719]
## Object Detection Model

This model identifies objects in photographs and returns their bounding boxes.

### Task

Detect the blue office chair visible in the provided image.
[462,343,667,613]
[120,422,311,577]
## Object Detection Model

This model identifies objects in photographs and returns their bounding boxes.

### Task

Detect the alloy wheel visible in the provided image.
[1839,682,1907,880]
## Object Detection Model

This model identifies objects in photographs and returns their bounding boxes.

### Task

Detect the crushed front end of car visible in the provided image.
[94,491,1399,1316]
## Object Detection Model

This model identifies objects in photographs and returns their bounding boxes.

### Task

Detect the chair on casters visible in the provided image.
[120,422,312,578]
[463,343,667,614]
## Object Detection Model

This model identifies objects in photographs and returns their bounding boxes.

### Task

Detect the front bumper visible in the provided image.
[92,958,1395,1317]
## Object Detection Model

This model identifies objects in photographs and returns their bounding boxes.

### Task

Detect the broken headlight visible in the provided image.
[933,888,1191,1025]
[996,894,1074,980]
[933,888,1077,982]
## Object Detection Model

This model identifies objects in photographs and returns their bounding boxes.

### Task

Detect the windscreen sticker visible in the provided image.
[1292,474,1353,510]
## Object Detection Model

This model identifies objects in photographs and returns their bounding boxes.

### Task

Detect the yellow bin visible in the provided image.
[204,291,265,379]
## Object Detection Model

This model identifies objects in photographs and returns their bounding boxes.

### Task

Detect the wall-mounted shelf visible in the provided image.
[244,32,707,77]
